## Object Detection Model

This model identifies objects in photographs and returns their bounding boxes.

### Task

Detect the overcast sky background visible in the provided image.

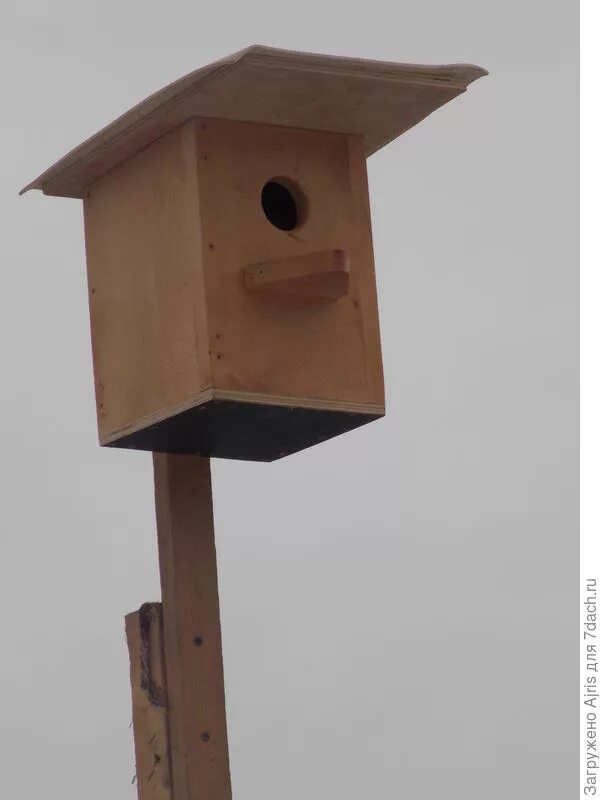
[0,2,578,798]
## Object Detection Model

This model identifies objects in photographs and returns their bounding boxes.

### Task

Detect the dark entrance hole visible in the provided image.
[261,179,304,231]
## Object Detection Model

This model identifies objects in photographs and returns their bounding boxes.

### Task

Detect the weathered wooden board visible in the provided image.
[126,603,172,800]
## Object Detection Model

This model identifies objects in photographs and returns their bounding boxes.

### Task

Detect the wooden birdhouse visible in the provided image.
[23,46,487,800]
[22,46,487,461]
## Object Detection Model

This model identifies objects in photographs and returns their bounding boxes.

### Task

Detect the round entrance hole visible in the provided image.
[261,179,305,231]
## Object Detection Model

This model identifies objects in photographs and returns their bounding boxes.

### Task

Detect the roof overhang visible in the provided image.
[21,45,487,199]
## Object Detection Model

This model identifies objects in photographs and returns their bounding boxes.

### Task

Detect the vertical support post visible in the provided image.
[153,454,232,800]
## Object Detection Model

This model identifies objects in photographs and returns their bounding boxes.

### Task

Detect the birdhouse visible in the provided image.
[22,46,486,461]
[22,46,488,800]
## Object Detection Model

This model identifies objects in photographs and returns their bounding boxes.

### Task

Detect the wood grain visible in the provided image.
[126,603,172,800]
[153,454,231,800]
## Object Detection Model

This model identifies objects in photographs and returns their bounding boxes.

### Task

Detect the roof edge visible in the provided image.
[20,45,488,198]
[19,45,254,196]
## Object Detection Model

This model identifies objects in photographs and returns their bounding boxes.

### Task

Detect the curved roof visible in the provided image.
[21,45,487,199]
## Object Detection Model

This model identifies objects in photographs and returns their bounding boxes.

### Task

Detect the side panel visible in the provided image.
[195,118,385,412]
[83,123,210,443]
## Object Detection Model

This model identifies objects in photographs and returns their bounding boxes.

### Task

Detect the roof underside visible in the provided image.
[21,45,487,199]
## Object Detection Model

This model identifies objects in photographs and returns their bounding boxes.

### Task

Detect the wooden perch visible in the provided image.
[243,249,350,299]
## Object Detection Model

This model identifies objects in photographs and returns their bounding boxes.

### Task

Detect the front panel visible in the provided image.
[194,118,385,415]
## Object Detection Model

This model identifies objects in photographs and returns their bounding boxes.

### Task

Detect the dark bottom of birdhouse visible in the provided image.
[105,399,383,462]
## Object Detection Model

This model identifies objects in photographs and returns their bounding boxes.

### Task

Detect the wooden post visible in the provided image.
[126,603,172,798]
[152,454,232,800]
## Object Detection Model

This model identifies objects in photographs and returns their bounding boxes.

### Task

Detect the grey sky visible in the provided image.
[0,1,578,798]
